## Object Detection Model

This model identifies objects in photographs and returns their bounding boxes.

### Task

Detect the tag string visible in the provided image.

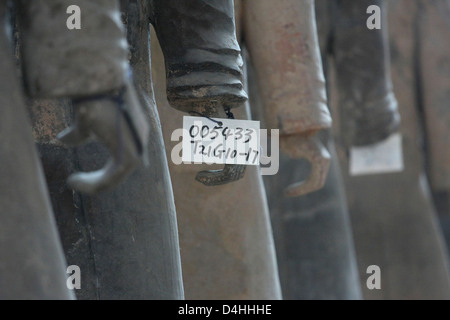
[189,107,235,125]
[189,111,224,126]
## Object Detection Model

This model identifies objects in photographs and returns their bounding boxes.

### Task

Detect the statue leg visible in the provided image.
[418,1,450,219]
[0,1,73,300]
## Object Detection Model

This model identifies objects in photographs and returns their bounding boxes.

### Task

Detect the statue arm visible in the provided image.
[18,0,149,194]
[243,0,331,196]
[333,0,400,147]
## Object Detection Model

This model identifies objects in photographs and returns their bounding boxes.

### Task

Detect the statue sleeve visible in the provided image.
[151,0,247,115]
[18,0,128,98]
[243,0,332,136]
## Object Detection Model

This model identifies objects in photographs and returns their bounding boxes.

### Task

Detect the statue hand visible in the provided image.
[57,82,148,194]
[280,132,330,197]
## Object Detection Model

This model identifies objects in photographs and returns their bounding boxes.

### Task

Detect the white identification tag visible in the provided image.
[349,133,404,176]
[182,116,260,165]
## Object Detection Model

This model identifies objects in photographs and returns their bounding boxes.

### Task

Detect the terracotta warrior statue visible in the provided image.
[242,0,362,299]
[152,0,282,299]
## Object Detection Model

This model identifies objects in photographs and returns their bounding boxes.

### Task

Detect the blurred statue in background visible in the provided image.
[318,0,400,148]
[317,0,450,299]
